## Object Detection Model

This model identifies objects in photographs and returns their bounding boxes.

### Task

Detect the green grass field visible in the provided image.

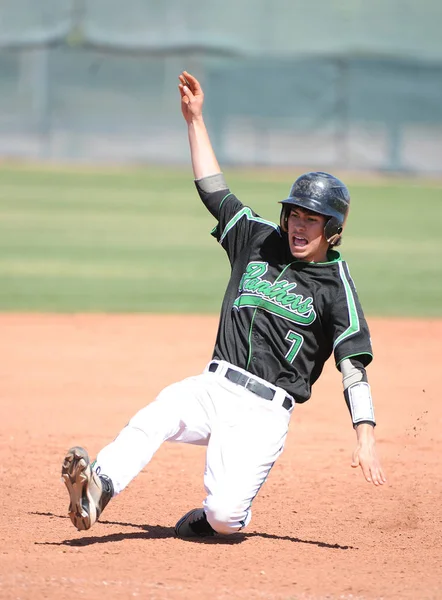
[0,164,441,316]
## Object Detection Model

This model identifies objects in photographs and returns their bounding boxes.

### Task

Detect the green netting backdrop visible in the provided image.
[1,0,441,172]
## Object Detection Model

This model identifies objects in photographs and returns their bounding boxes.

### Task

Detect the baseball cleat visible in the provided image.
[174,507,216,538]
[61,446,113,531]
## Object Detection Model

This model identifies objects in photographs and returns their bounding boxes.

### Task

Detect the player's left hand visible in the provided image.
[351,424,387,486]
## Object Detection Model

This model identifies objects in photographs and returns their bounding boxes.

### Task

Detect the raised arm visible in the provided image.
[178,71,221,180]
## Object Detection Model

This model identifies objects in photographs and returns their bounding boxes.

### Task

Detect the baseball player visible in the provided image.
[61,71,386,538]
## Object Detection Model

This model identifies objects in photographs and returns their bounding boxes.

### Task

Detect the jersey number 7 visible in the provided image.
[285,331,304,364]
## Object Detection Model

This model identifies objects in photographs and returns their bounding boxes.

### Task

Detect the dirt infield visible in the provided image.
[1,314,441,600]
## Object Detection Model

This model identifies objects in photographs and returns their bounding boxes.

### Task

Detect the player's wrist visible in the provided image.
[354,422,376,441]
[188,114,205,127]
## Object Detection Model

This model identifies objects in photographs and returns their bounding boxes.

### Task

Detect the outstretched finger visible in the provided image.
[358,459,373,483]
[363,469,373,484]
[369,468,379,485]
[179,80,195,102]
[182,71,202,94]
[371,465,387,486]
[182,70,198,85]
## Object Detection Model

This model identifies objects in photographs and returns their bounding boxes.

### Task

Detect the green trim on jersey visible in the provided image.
[333,261,360,350]
[219,207,278,245]
[246,309,259,369]
[219,192,234,210]
[293,250,342,266]
[316,250,341,265]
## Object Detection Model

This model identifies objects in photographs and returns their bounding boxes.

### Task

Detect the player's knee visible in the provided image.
[204,496,251,535]
[129,383,179,425]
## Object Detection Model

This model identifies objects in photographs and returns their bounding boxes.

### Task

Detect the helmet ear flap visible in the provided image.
[325,217,343,246]
[280,205,290,232]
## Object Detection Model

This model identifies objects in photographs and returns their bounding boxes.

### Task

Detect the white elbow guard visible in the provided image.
[345,382,376,426]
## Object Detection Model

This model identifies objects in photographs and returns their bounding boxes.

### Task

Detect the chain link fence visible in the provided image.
[1,0,442,173]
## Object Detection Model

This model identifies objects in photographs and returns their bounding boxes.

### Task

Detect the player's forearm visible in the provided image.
[188,117,221,180]
[340,357,376,427]
[354,422,376,443]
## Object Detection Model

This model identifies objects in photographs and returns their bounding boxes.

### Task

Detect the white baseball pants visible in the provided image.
[94,361,294,534]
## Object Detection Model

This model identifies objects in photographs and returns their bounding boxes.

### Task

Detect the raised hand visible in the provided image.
[178,71,204,124]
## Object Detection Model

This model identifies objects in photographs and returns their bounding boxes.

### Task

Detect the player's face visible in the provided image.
[287,207,329,262]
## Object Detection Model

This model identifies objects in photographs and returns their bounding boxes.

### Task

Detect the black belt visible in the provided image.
[208,362,293,411]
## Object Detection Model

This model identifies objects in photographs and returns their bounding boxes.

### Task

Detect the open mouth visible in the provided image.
[293,236,308,248]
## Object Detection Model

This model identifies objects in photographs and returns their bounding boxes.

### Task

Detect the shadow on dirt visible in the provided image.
[245,531,356,549]
[31,511,356,549]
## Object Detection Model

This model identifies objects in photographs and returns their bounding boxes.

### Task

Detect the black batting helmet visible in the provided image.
[279,172,350,246]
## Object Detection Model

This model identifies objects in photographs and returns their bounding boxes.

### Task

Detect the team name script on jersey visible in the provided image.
[233,261,317,325]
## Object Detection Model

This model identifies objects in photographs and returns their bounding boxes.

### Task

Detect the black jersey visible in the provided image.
[198,183,373,403]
